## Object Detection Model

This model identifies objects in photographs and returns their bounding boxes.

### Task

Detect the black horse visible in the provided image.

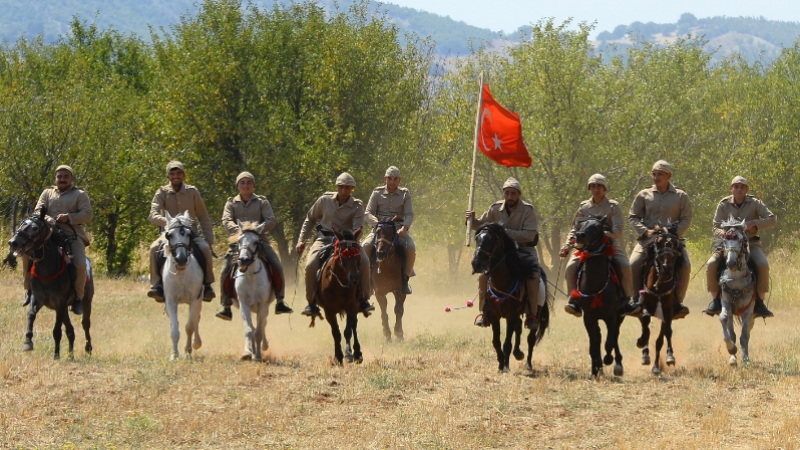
[6,209,94,360]
[569,215,624,377]
[472,223,550,373]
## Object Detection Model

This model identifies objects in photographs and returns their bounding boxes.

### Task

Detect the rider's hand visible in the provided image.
[465,210,475,225]
[644,225,661,238]
[397,226,407,238]
[744,221,757,232]
[559,248,570,258]
[295,242,305,254]
[56,214,70,223]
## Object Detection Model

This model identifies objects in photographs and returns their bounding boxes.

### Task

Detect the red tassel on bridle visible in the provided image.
[590,294,603,308]
[570,289,581,300]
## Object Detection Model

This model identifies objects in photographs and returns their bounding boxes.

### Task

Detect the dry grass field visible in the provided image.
[2,248,800,449]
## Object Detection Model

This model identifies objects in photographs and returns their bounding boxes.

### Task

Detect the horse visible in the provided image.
[230,220,275,362]
[472,223,550,373]
[370,217,406,342]
[162,211,204,361]
[309,227,365,364]
[6,208,94,360]
[717,217,756,366]
[636,229,681,374]
[570,215,624,377]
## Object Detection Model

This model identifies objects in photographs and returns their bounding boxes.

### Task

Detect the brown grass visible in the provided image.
[1,248,800,449]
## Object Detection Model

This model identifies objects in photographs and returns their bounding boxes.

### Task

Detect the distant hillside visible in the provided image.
[0,0,501,56]
[595,14,800,62]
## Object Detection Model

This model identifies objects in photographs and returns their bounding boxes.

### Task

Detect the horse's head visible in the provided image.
[374,216,398,262]
[333,227,363,286]
[235,220,265,272]
[573,215,608,251]
[8,208,50,258]
[651,230,680,275]
[164,211,194,269]
[720,216,748,270]
[472,223,508,275]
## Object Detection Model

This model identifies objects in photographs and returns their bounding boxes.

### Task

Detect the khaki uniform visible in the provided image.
[362,186,416,278]
[25,186,92,299]
[299,193,370,302]
[707,195,776,295]
[563,197,633,297]
[148,182,215,287]
[471,200,541,315]
[628,183,692,302]
[220,194,286,299]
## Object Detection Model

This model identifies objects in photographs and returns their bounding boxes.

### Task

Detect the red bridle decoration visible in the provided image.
[573,236,615,263]
[334,240,361,260]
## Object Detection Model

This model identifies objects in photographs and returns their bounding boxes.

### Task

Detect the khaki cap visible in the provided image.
[651,160,672,174]
[730,175,748,187]
[55,165,74,176]
[385,166,401,178]
[336,172,356,187]
[587,173,608,190]
[235,171,255,186]
[502,177,522,194]
[166,161,185,176]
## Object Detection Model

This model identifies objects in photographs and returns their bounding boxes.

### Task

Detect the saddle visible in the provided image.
[32,229,92,285]
[222,249,281,301]
[315,243,335,284]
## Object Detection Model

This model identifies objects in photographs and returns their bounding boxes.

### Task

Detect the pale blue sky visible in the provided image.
[383,0,800,35]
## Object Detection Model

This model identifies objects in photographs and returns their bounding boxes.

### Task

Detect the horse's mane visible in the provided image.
[167,214,194,231]
[476,222,536,279]
[229,221,261,243]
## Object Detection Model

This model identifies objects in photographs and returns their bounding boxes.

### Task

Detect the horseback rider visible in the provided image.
[465,177,542,331]
[215,171,294,320]
[22,165,92,315]
[147,161,216,302]
[296,173,375,317]
[362,165,416,295]
[628,160,692,318]
[702,176,775,318]
[560,174,636,317]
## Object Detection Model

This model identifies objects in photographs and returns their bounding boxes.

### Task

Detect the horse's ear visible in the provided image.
[255,222,266,235]
[333,228,343,241]
[182,210,190,219]
[165,210,173,222]
[237,219,245,230]
[600,215,608,224]
[39,207,47,220]
[354,227,362,241]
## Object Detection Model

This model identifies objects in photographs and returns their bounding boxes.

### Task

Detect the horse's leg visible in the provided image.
[81,295,92,355]
[184,299,202,359]
[376,293,391,342]
[326,312,344,365]
[638,314,651,366]
[348,312,362,363]
[613,315,624,376]
[166,299,180,361]
[501,318,515,373]
[583,314,602,377]
[253,300,269,362]
[525,326,536,371]
[393,291,406,342]
[512,318,524,361]
[653,321,666,374]
[741,309,755,365]
[52,305,67,360]
[239,299,255,360]
[63,307,76,361]
[491,319,504,373]
[720,303,737,366]
[665,319,675,366]
[23,302,39,352]
[344,315,354,363]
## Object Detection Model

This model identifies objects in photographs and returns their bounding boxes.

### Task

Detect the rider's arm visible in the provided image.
[606,203,623,241]
[364,190,379,228]
[149,188,168,227]
[298,196,324,243]
[563,206,583,249]
[352,200,365,233]
[711,201,727,239]
[753,199,777,231]
[68,191,92,225]
[675,192,692,237]
[628,193,648,237]
[221,198,238,236]
[194,193,215,245]
[259,198,278,233]
[401,190,414,229]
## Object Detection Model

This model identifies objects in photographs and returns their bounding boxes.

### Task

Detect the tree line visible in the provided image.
[1,1,800,277]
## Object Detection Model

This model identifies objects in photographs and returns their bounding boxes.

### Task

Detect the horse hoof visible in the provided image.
[642,355,651,366]
[170,354,179,362]
[603,354,613,365]
[384,335,392,343]
[68,353,74,361]
[666,356,675,366]
[724,339,737,354]
[241,353,253,361]
[345,355,355,363]
[254,357,262,363]
[729,355,737,366]
[22,342,33,352]
[636,338,646,349]
[355,356,363,364]
[85,343,92,355]
[742,356,750,365]
[652,366,660,375]
[502,367,510,374]
[525,363,533,371]
[261,342,269,352]
[614,364,624,377]
[394,335,404,343]
[53,354,60,361]
[513,350,525,361]
[184,354,192,360]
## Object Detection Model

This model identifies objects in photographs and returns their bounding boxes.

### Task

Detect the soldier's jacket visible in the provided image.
[713,195,776,239]
[563,196,623,248]
[149,182,214,244]
[34,185,93,245]
[365,186,414,229]
[222,194,276,239]
[472,200,538,245]
[299,192,365,242]
[629,183,692,238]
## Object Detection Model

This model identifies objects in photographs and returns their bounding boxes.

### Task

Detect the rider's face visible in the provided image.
[237,177,255,197]
[588,183,606,198]
[168,168,185,187]
[55,170,73,191]
[384,176,401,192]
[730,183,749,202]
[503,188,520,208]
[651,170,671,188]
[337,184,355,201]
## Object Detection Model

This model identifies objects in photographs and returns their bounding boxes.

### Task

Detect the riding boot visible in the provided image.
[624,296,643,317]
[402,275,412,295]
[673,302,690,320]
[301,301,321,317]
[359,297,375,317]
[71,297,83,315]
[275,298,294,314]
[147,284,165,303]
[525,306,540,331]
[564,298,582,318]
[753,297,774,318]
[22,289,31,307]
[474,295,489,327]
[703,295,722,316]
[215,307,233,321]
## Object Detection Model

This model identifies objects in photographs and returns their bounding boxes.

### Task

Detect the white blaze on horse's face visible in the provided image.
[236,221,266,272]
[165,211,194,270]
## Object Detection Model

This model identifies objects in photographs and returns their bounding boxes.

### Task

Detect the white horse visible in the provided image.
[231,220,274,361]
[163,211,204,360]
[718,217,756,366]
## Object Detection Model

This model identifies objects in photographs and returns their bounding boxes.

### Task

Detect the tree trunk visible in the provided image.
[447,242,463,277]
[271,220,300,285]
[105,212,119,275]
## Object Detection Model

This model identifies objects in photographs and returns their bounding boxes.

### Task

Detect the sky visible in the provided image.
[382,0,800,35]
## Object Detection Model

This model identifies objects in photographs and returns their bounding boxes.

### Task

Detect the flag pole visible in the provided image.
[465,71,484,247]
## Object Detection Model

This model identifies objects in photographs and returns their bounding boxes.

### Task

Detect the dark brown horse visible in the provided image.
[310,227,364,364]
[636,230,681,374]
[472,223,550,373]
[6,209,94,360]
[370,217,406,342]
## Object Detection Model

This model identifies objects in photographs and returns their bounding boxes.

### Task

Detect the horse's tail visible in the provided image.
[534,268,552,345]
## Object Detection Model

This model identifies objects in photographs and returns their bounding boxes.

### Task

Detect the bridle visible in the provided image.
[475,226,521,304]
[374,221,398,262]
[165,223,194,259]
[571,219,618,308]
[327,237,361,288]
[641,232,680,299]
[236,229,263,273]
[11,216,53,261]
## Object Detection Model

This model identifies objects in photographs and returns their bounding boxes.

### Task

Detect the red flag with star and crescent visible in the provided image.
[478,84,531,168]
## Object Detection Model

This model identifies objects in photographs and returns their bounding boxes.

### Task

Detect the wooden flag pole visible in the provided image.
[465,71,484,247]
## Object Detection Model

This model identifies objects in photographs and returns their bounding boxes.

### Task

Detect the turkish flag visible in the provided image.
[479,84,531,168]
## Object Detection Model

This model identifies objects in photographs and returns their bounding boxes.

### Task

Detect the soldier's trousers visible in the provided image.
[149,235,214,288]
[478,248,541,316]
[220,239,286,306]
[361,231,416,277]
[565,243,633,298]
[23,238,87,299]
[305,238,370,303]
[630,243,691,304]
[706,242,769,296]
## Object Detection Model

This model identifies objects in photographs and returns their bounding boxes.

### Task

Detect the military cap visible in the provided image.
[587,173,608,190]
[651,160,672,175]
[55,165,74,176]
[336,172,356,187]
[166,161,185,176]
[384,166,401,178]
[730,175,748,187]
[502,177,522,194]
[235,171,255,186]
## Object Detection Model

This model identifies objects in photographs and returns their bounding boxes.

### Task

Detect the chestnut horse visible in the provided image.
[370,217,406,342]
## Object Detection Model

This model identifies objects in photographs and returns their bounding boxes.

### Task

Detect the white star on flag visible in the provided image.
[492,134,502,151]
